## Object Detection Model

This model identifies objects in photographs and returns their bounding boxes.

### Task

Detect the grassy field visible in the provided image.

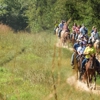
[0,25,100,100]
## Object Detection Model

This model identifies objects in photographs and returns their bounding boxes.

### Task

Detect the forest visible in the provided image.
[0,0,100,32]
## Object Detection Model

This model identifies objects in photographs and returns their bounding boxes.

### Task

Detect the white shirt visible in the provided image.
[77,46,85,55]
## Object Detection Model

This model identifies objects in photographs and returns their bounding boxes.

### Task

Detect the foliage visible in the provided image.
[0,0,100,32]
[0,0,28,31]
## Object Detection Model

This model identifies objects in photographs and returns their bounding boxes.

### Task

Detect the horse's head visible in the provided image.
[89,54,96,69]
[64,32,70,40]
[94,39,100,49]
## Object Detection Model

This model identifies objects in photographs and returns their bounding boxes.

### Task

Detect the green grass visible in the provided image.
[0,30,100,100]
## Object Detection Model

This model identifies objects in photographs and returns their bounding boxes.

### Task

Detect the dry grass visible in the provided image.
[0,23,13,34]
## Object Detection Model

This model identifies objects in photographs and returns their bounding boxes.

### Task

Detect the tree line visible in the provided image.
[0,0,100,32]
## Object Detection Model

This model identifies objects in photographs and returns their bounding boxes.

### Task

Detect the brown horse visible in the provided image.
[60,30,70,47]
[77,54,85,80]
[83,55,96,90]
[70,32,76,45]
[72,51,80,80]
[73,53,84,80]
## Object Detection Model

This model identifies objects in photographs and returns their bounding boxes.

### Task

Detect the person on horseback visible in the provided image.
[77,42,86,57]
[79,36,88,47]
[76,42,85,63]
[91,26,95,33]
[77,33,83,40]
[80,41,100,76]
[62,22,70,32]
[80,24,88,36]
[54,21,58,34]
[70,23,77,40]
[71,39,80,69]
[58,20,65,38]
[75,25,81,40]
[89,28,99,43]
[72,23,77,33]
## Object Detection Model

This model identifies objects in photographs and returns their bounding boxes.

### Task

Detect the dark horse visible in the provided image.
[73,52,84,80]
[83,55,96,90]
[70,32,76,46]
[76,54,85,80]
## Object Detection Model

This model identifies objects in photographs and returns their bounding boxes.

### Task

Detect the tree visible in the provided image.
[0,0,28,31]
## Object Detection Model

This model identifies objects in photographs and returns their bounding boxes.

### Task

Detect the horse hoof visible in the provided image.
[87,85,89,88]
[94,87,96,90]
[90,86,93,90]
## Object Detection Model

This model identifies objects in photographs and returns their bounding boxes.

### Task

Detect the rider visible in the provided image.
[89,28,99,43]
[91,26,95,33]
[58,20,64,38]
[80,41,99,74]
[80,24,88,36]
[70,23,77,39]
[62,22,70,32]
[77,42,86,56]
[72,23,77,33]
[80,36,88,47]
[75,25,81,40]
[77,32,83,40]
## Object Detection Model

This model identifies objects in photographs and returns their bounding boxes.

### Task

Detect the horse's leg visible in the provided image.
[79,72,82,81]
[89,74,92,83]
[93,72,96,90]
[60,38,64,47]
[78,61,82,81]
[76,64,79,80]
[89,74,93,89]
[64,38,67,47]
[86,72,89,88]
[82,71,86,83]
[68,34,71,48]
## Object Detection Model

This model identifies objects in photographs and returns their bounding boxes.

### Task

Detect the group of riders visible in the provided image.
[54,20,100,80]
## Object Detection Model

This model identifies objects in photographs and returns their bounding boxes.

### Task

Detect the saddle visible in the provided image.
[86,58,95,69]
[76,54,85,62]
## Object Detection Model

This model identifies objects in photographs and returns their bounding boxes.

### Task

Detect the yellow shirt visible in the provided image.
[83,46,96,58]
[55,24,58,28]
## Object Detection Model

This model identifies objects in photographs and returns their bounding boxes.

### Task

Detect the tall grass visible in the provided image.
[0,26,100,100]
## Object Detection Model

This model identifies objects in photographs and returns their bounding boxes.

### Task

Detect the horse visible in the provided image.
[60,30,70,47]
[55,27,59,37]
[76,54,85,80]
[83,55,96,90]
[70,31,76,45]
[72,50,80,80]
[73,52,85,80]
[94,39,100,59]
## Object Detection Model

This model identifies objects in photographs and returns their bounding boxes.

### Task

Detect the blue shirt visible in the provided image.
[59,23,64,30]
[73,43,80,50]
[80,27,88,35]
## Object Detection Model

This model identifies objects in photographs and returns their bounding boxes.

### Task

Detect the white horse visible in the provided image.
[55,27,59,37]
[94,39,100,59]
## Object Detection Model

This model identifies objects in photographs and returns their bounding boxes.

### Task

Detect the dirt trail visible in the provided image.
[56,38,73,51]
[56,38,100,95]
[67,75,100,95]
